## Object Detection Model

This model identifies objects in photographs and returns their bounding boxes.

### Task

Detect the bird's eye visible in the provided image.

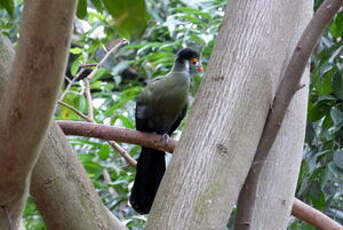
[190,57,199,65]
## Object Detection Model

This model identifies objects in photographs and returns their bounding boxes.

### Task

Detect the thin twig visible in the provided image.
[59,69,136,168]
[80,38,133,167]
[57,100,92,122]
[60,39,128,101]
[86,39,128,81]
[102,169,118,196]
[107,140,137,167]
[235,1,343,229]
[83,79,95,122]
[60,68,89,101]
[80,63,96,68]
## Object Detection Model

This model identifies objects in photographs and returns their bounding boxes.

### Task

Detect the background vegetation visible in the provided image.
[0,0,342,229]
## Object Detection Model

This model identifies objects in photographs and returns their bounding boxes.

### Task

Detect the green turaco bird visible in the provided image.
[130,48,204,214]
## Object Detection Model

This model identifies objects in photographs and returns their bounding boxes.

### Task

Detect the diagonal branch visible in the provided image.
[60,39,128,101]
[235,0,343,229]
[58,100,92,122]
[57,121,342,230]
[292,198,342,230]
[86,39,128,81]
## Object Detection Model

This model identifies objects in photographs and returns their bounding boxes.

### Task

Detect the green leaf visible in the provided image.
[330,107,343,127]
[70,47,82,54]
[175,7,212,20]
[103,0,149,39]
[308,101,330,122]
[77,0,88,19]
[71,56,82,76]
[177,14,207,27]
[83,161,104,178]
[333,150,343,170]
[329,12,343,38]
[117,115,134,129]
[99,144,110,160]
[328,162,343,178]
[0,0,14,17]
[317,68,334,96]
[90,0,103,12]
[332,70,343,100]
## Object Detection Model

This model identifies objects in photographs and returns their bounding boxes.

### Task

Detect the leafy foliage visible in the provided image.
[0,0,342,229]
[0,0,14,17]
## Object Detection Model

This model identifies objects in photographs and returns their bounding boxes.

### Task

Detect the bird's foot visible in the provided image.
[160,133,170,144]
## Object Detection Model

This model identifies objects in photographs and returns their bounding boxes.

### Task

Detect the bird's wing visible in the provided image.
[147,76,164,84]
[167,104,188,135]
[135,97,152,132]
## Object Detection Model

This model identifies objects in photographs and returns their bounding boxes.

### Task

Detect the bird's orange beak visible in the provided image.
[191,57,204,73]
[196,66,204,72]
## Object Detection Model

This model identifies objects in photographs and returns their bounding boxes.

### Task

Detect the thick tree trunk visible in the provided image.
[0,34,127,230]
[145,1,311,229]
[31,124,128,230]
[0,1,76,229]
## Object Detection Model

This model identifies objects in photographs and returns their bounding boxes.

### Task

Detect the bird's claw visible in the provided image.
[160,133,170,144]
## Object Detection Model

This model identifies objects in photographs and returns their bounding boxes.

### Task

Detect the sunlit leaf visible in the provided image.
[103,0,149,39]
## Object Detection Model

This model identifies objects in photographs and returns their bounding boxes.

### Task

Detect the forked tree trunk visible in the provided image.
[0,27,127,230]
[145,1,311,229]
[0,1,76,228]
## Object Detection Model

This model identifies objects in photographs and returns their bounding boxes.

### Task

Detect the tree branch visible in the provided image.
[57,121,176,153]
[57,121,342,230]
[83,78,95,122]
[235,0,343,229]
[59,86,137,167]
[292,198,342,230]
[58,100,92,122]
[107,140,137,167]
[86,39,128,81]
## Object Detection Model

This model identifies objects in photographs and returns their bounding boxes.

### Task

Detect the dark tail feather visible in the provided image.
[129,147,166,214]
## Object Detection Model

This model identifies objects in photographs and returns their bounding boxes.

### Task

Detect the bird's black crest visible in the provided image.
[176,48,200,63]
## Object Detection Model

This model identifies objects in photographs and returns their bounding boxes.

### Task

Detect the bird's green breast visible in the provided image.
[141,72,190,118]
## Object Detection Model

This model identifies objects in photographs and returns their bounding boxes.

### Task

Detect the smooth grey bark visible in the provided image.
[247,1,312,229]
[145,1,311,229]
[249,77,309,229]
[0,34,127,230]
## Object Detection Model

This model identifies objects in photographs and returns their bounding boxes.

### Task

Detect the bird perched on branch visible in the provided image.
[129,48,204,214]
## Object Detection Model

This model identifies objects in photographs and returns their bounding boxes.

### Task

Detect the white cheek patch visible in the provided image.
[185,60,190,72]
